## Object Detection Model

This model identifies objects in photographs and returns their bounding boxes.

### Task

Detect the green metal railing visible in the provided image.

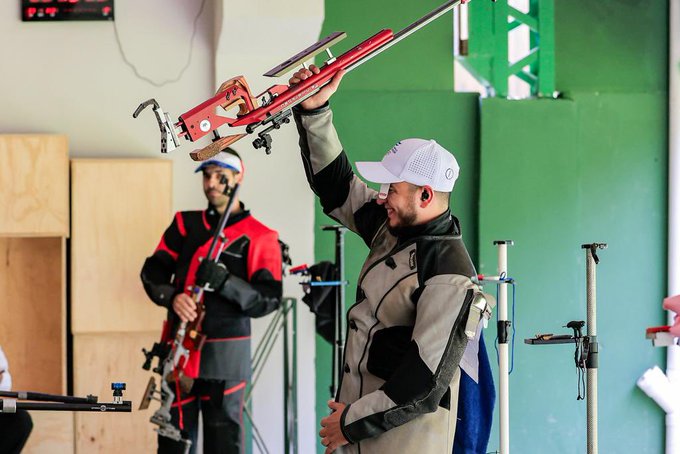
[456,0,555,98]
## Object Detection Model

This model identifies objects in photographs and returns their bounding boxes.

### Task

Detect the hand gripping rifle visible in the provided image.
[134,0,485,161]
[139,177,240,451]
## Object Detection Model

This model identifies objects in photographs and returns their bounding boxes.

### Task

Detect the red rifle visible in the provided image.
[133,0,481,161]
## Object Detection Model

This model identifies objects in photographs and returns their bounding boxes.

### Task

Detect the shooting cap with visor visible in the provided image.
[356,138,459,199]
[194,149,243,174]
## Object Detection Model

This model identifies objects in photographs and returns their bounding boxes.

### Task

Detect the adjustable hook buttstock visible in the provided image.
[133,99,160,119]
[189,134,247,161]
[133,98,181,154]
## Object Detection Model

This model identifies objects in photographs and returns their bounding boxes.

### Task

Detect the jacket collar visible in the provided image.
[395,209,460,244]
[205,202,249,229]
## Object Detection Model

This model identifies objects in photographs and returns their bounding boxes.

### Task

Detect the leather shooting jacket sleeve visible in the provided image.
[140,212,185,309]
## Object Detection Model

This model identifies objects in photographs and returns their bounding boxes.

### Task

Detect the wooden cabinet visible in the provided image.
[23,413,75,454]
[70,159,171,334]
[70,159,172,453]
[0,135,69,237]
[73,332,159,453]
[0,136,68,395]
[0,143,172,453]
[0,237,66,393]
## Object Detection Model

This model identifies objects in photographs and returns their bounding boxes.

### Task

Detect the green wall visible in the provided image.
[479,94,667,453]
[478,1,669,452]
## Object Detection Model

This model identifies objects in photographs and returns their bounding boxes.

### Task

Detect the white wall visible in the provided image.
[0,0,319,452]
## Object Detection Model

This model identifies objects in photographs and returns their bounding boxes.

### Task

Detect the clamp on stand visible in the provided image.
[525,242,606,454]
[474,240,514,454]
[292,226,349,399]
[525,320,589,399]
[645,325,678,347]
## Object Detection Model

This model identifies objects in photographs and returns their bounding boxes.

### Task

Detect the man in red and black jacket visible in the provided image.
[140,148,283,454]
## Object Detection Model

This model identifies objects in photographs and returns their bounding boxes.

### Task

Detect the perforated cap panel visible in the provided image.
[407,147,438,180]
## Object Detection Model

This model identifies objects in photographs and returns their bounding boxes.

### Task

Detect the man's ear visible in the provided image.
[419,186,433,206]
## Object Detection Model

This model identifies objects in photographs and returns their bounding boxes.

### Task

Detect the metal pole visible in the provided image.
[667,3,680,452]
[292,299,298,454]
[582,243,606,454]
[344,0,463,74]
[323,226,347,398]
[336,229,346,399]
[494,240,513,454]
[283,299,290,454]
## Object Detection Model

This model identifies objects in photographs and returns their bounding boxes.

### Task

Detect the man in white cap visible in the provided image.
[290,67,494,454]
[140,148,283,454]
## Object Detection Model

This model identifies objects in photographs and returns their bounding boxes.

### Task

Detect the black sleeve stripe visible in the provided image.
[158,214,186,256]
[344,409,391,441]
[353,200,388,247]
[311,152,353,215]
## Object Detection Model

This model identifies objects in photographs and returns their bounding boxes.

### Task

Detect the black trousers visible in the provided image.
[158,381,246,454]
[0,410,33,454]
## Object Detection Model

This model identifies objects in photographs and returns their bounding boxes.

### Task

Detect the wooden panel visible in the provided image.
[0,237,65,393]
[73,332,159,453]
[71,159,171,333]
[23,412,75,454]
[0,135,69,237]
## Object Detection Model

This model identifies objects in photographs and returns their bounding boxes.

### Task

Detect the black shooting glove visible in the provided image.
[195,259,229,291]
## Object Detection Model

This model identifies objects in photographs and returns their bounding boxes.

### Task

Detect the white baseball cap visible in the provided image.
[356,139,459,198]
[194,150,243,174]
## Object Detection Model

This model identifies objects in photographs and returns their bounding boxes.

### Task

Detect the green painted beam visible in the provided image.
[508,6,538,31]
[536,0,555,96]
[508,49,538,78]
[457,0,555,97]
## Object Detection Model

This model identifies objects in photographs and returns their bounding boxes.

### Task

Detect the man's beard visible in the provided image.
[206,191,227,207]
[386,205,418,237]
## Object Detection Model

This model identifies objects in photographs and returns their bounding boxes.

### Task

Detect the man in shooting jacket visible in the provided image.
[140,149,283,454]
[290,67,494,454]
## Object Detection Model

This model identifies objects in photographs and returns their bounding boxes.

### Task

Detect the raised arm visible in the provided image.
[291,66,387,246]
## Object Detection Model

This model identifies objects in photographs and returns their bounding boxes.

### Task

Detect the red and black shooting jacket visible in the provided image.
[140,204,282,381]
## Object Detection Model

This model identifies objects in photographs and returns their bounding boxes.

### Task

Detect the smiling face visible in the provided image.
[376,181,419,231]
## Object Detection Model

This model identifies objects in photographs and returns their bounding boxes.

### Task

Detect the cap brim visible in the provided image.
[194,160,240,173]
[355,161,402,184]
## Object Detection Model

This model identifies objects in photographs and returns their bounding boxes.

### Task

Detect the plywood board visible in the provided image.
[0,237,65,393]
[73,332,159,453]
[23,411,75,454]
[71,159,171,333]
[0,135,69,237]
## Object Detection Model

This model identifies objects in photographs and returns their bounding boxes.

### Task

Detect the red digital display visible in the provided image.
[22,0,114,21]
